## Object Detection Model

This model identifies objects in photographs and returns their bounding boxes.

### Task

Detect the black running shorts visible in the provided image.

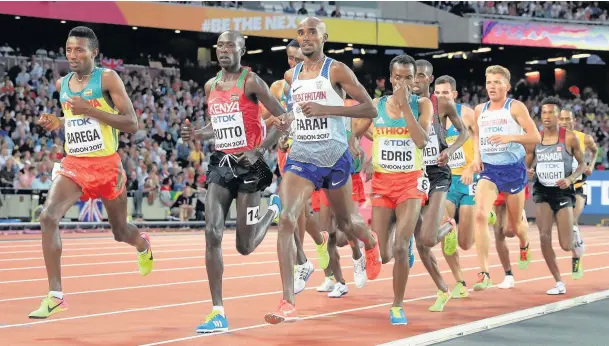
[206,151,273,196]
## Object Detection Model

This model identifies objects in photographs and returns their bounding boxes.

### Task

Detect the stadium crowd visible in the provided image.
[427,1,609,21]
[1,46,608,220]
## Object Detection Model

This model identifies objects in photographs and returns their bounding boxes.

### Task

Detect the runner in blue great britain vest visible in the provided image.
[264,17,381,325]
[470,65,541,292]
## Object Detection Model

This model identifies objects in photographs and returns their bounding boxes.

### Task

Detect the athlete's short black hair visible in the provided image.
[435,75,457,90]
[287,39,300,48]
[415,59,434,76]
[68,26,99,50]
[389,54,416,74]
[541,96,562,112]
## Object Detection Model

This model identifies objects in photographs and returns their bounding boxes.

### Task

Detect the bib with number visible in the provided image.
[211,111,248,151]
[375,136,417,172]
[293,103,333,142]
[64,116,105,155]
[424,126,440,166]
[417,176,430,194]
[468,181,477,196]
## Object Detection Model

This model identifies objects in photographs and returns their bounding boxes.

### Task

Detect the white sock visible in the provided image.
[572,225,585,258]
[268,204,280,218]
[213,305,225,316]
[49,291,64,300]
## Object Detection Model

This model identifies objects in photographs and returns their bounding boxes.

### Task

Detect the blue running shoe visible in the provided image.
[390,307,408,325]
[269,194,281,224]
[408,234,415,268]
[196,310,228,333]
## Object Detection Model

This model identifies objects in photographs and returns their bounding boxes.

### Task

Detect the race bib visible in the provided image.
[479,134,509,154]
[448,147,466,169]
[293,104,332,142]
[64,116,105,155]
[468,181,477,196]
[423,126,439,166]
[417,176,430,194]
[376,136,416,172]
[536,162,565,187]
[211,111,247,150]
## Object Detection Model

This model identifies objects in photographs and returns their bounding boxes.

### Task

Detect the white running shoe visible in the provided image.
[497,275,515,289]
[328,282,348,298]
[317,277,335,292]
[547,282,566,295]
[294,261,314,294]
[353,254,367,288]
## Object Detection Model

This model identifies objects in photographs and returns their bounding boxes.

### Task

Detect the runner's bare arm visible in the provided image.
[504,100,541,145]
[567,131,586,184]
[584,134,598,173]
[259,80,284,124]
[300,62,376,119]
[74,70,138,133]
[352,99,378,137]
[405,97,432,149]
[192,78,216,141]
[247,72,291,150]
[45,78,66,129]
[524,143,536,170]
[441,98,469,156]
[472,104,484,162]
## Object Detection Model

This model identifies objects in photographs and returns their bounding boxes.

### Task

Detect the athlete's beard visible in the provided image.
[74,63,94,78]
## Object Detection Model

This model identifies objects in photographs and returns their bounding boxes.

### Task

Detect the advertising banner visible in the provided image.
[579,171,609,215]
[0,1,438,48]
[482,20,609,51]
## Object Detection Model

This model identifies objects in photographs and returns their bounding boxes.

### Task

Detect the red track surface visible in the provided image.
[0,226,607,346]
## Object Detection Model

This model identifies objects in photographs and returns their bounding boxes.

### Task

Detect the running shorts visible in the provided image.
[533,183,576,214]
[494,185,530,206]
[206,151,273,195]
[371,171,427,209]
[480,160,528,194]
[284,149,352,191]
[310,173,366,212]
[57,152,126,202]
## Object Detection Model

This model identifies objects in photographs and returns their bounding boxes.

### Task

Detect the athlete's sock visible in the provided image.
[49,291,64,300]
[268,205,280,218]
[505,269,513,277]
[458,280,466,287]
[572,225,585,258]
[213,305,225,316]
[138,247,149,255]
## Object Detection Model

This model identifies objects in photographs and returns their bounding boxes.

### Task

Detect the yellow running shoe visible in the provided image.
[316,231,330,270]
[473,272,492,291]
[572,257,584,280]
[488,210,497,226]
[138,233,154,276]
[443,219,457,256]
[28,294,68,319]
[429,290,451,312]
[451,281,469,299]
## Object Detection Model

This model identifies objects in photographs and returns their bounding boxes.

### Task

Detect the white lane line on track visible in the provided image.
[1,237,607,278]
[1,251,606,303]
[139,265,609,346]
[1,232,606,273]
[1,251,606,329]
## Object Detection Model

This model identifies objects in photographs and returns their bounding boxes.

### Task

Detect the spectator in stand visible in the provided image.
[315,4,328,16]
[298,2,308,15]
[331,5,341,17]
[284,1,296,13]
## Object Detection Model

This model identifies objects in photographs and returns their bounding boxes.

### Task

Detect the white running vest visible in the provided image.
[478,98,526,165]
[289,57,349,167]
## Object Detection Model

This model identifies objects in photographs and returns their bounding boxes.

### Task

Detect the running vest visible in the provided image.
[208,67,264,154]
[478,98,526,165]
[289,57,348,167]
[372,95,423,173]
[445,104,473,175]
[60,67,119,157]
[534,127,573,187]
[572,130,587,187]
[423,94,449,167]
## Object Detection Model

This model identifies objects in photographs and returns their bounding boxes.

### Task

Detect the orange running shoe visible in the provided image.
[264,300,298,325]
[366,232,382,280]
